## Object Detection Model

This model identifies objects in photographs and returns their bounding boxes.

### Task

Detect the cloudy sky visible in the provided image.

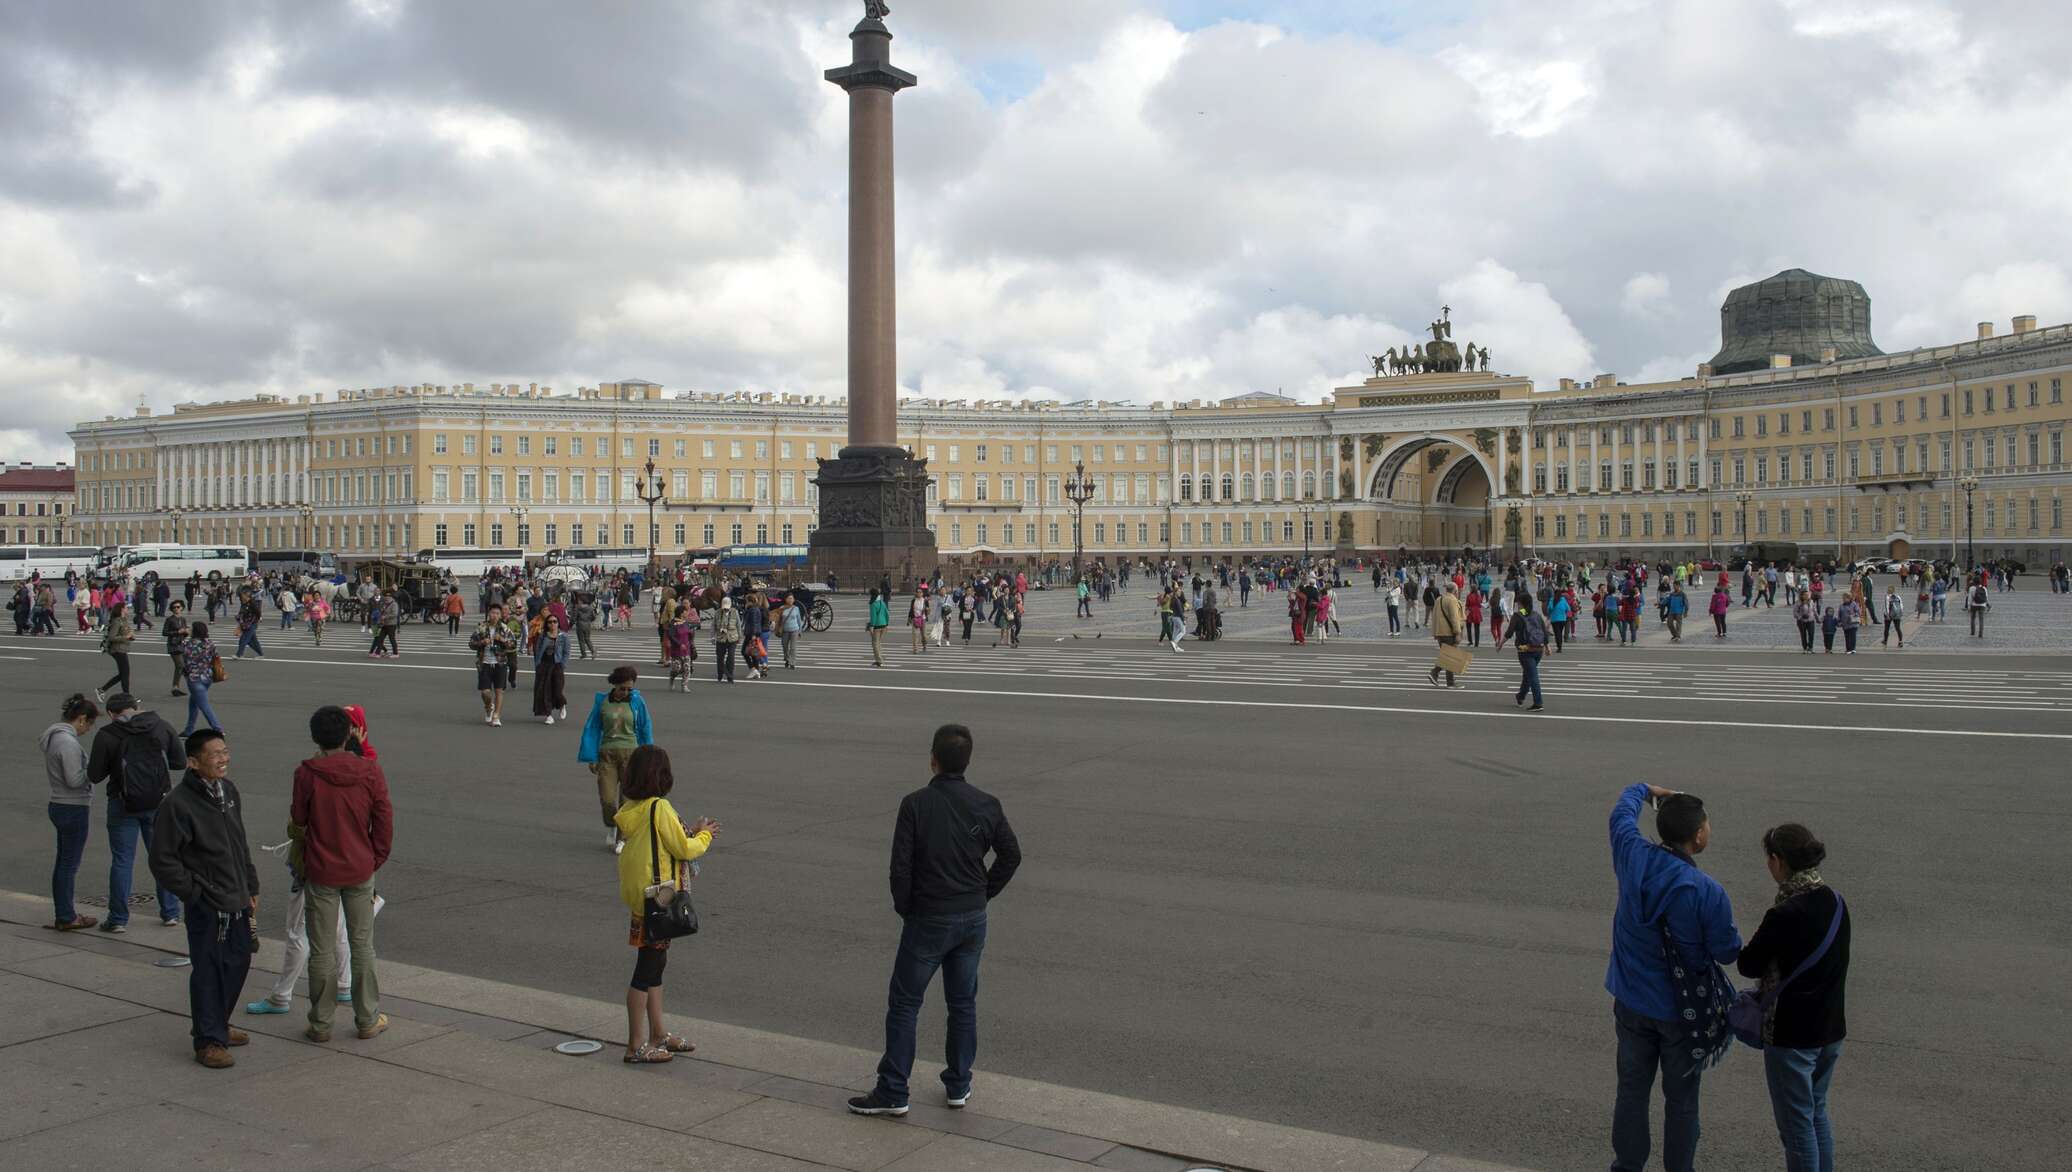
[6,0,2070,463]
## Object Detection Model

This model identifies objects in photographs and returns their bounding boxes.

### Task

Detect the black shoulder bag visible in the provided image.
[642,800,699,940]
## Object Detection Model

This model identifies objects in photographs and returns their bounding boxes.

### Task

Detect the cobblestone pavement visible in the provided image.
[1036,574,2072,651]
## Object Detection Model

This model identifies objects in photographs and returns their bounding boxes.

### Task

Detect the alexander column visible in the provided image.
[810,0,936,588]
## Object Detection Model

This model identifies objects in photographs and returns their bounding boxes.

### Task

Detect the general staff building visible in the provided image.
[67,271,2072,571]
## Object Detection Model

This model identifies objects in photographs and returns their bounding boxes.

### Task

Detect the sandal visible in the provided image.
[659,1034,695,1054]
[622,1042,673,1064]
[50,914,99,931]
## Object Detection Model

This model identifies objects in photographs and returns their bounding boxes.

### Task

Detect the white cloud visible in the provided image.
[1621,272,1671,318]
[2,0,2068,466]
[1438,260,1597,386]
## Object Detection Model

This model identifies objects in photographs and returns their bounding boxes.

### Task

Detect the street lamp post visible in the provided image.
[1959,475,1979,573]
[297,504,313,553]
[168,507,184,544]
[1734,490,1753,562]
[1297,502,1319,565]
[635,458,666,582]
[508,505,529,568]
[1064,460,1096,586]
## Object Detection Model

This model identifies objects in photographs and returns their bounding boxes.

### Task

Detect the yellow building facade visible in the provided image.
[69,316,2072,571]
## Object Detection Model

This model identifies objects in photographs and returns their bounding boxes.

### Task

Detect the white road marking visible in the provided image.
[10,641,2068,733]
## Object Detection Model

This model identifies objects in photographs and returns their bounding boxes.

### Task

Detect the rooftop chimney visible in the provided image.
[1977,322,1994,340]
[2013,314,2037,334]
[1770,354,1793,369]
[1819,346,1838,363]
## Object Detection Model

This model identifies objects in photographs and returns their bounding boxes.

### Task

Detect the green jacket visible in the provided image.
[869,597,890,629]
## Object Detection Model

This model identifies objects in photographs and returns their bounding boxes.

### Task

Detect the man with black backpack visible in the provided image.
[86,693,187,932]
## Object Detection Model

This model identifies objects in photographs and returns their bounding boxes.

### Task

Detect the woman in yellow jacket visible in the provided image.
[612,745,718,1064]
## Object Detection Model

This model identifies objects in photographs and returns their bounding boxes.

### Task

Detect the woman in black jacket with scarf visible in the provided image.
[1738,823,1849,1172]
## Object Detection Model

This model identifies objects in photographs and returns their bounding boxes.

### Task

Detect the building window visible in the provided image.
[462,523,476,544]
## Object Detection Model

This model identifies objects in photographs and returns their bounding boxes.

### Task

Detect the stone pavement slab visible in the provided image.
[382,1027,759,1131]
[691,1096,942,1171]
[385,1104,831,1172]
[0,969,154,1047]
[0,894,1543,1172]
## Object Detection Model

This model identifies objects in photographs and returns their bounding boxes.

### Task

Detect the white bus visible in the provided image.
[412,547,523,577]
[544,547,650,573]
[251,549,340,579]
[0,545,103,582]
[113,544,251,582]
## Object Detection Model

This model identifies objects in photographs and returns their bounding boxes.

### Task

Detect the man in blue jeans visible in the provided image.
[86,694,187,932]
[1606,783,1742,1172]
[850,724,1022,1117]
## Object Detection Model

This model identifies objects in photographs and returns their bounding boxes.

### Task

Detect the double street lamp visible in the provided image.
[297,504,313,552]
[1064,460,1096,585]
[1734,490,1753,560]
[1958,475,1980,573]
[508,504,529,565]
[168,506,185,544]
[635,458,667,581]
[1296,501,1320,565]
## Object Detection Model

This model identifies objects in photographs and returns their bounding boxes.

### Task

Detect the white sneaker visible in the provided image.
[484,714,494,725]
[491,716,502,727]
[555,706,567,720]
[544,714,555,725]
[606,829,620,851]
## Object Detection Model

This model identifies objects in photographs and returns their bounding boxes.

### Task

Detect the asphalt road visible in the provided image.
[5,594,2067,1172]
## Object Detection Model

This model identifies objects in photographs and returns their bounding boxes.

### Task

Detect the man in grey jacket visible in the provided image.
[43,693,103,930]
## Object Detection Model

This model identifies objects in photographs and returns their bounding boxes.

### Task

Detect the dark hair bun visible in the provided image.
[1765,823,1826,872]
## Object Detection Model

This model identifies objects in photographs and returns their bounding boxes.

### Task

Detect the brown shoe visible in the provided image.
[51,914,99,931]
[304,1027,332,1043]
[356,1013,389,1040]
[227,1027,250,1047]
[195,1044,235,1069]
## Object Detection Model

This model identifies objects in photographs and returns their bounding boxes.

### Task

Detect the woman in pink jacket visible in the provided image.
[1708,583,1731,639]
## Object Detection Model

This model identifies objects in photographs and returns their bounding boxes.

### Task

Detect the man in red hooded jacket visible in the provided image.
[291,705,393,1043]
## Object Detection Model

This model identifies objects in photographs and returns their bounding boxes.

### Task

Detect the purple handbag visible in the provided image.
[1729,892,1844,1049]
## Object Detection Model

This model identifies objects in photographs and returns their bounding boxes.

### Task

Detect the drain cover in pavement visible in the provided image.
[554,1040,603,1055]
[154,956,191,968]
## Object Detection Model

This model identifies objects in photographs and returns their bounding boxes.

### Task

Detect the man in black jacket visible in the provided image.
[86,694,187,932]
[850,724,1021,1117]
[151,729,260,1068]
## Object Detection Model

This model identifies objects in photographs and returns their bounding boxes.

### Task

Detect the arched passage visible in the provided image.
[1366,433,1500,503]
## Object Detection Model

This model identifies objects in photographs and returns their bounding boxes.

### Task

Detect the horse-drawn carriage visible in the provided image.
[331,561,451,624]
[674,579,833,632]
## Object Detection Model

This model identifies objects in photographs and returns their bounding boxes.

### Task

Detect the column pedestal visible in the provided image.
[812,444,936,589]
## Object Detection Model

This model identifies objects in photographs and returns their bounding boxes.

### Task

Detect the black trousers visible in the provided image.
[184,907,252,1051]
[101,652,131,695]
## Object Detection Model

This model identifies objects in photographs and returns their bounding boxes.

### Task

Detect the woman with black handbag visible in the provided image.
[611,746,717,1065]
[1737,824,1849,1172]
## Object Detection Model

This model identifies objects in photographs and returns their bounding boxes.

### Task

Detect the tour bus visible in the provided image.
[113,544,252,582]
[0,545,104,582]
[544,547,650,573]
[412,546,523,577]
[251,549,340,579]
[716,544,810,573]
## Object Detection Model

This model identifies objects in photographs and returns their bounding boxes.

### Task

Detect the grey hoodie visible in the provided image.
[42,722,91,805]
